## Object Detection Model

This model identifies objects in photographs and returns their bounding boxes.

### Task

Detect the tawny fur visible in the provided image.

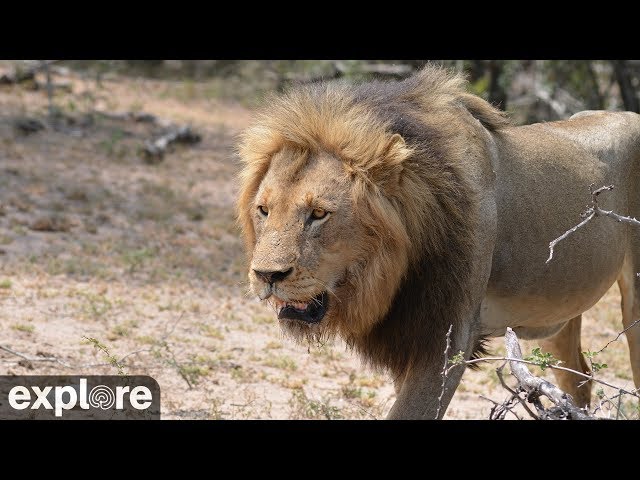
[238,65,640,418]
[237,66,507,376]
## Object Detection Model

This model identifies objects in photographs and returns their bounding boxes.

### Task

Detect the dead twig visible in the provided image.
[0,344,74,368]
[546,211,596,263]
[461,355,639,399]
[495,362,539,420]
[504,327,594,420]
[596,318,640,355]
[435,324,453,419]
[0,312,187,375]
[480,394,523,420]
[547,184,640,263]
[453,316,640,420]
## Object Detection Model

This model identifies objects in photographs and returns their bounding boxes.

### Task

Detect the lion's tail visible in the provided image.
[468,336,490,370]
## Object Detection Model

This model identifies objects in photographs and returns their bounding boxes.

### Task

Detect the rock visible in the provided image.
[13,117,46,135]
[29,215,71,232]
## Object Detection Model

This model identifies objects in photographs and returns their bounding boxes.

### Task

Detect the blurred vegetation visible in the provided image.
[4,60,640,125]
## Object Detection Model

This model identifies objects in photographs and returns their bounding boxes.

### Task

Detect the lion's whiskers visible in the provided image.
[308,277,342,305]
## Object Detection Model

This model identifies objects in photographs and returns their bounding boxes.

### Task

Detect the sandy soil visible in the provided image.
[0,66,636,419]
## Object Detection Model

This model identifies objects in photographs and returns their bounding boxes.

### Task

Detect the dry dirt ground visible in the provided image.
[0,67,637,419]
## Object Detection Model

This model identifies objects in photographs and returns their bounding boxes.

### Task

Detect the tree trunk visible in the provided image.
[585,61,604,110]
[613,60,640,113]
[488,60,507,110]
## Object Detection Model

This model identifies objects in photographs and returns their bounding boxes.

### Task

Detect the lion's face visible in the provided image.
[248,149,364,339]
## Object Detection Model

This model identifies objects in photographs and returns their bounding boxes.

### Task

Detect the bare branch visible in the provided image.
[480,394,523,420]
[596,318,640,355]
[435,324,453,419]
[0,312,187,374]
[597,209,640,228]
[547,184,640,263]
[504,328,594,419]
[0,344,74,368]
[495,362,539,420]
[461,355,640,399]
[546,211,595,263]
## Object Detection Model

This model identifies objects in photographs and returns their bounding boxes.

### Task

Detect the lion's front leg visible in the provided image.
[387,325,476,420]
[387,365,466,420]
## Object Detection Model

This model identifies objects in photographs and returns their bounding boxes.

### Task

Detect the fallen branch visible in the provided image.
[0,343,145,371]
[0,313,186,374]
[495,362,539,420]
[96,110,158,124]
[142,125,201,163]
[440,319,640,419]
[504,327,594,420]
[93,109,202,163]
[0,344,74,368]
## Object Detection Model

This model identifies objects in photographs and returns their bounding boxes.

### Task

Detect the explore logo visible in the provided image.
[0,376,160,420]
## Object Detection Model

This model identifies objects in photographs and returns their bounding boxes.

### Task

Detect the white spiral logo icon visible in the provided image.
[89,385,115,409]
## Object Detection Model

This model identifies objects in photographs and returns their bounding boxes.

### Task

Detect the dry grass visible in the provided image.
[0,63,635,419]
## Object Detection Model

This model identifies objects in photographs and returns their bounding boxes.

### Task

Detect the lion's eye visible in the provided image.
[258,205,269,216]
[310,208,328,221]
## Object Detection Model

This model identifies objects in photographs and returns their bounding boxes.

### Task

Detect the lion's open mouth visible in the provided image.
[272,291,328,324]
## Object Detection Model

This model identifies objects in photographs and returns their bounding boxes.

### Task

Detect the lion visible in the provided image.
[237,65,640,419]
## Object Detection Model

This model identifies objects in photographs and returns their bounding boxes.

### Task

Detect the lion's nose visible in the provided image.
[253,268,293,284]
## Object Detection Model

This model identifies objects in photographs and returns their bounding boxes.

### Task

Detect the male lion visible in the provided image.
[237,65,640,419]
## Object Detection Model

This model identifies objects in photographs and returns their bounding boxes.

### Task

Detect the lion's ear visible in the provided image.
[384,134,413,172]
[369,133,411,194]
[384,133,408,162]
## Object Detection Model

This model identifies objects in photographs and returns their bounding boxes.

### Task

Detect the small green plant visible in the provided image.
[11,323,34,333]
[583,350,608,373]
[209,398,225,420]
[99,130,127,158]
[122,247,155,273]
[341,384,363,399]
[83,336,125,375]
[288,388,343,420]
[136,335,157,345]
[80,292,112,319]
[178,364,210,385]
[0,235,13,245]
[449,350,465,366]
[199,323,225,340]
[525,347,562,371]
[264,355,297,371]
[109,323,131,339]
[0,279,12,289]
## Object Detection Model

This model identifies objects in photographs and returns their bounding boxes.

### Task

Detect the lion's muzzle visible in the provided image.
[270,291,328,324]
[253,267,293,284]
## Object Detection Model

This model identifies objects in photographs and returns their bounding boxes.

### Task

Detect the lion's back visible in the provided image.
[526,110,640,169]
